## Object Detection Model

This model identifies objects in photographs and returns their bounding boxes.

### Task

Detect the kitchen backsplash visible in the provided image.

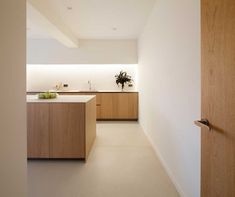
[27,64,138,91]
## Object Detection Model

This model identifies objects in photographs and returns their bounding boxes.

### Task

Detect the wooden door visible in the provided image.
[99,93,138,120]
[27,103,50,158]
[49,103,85,158]
[60,92,101,119]
[117,93,138,119]
[201,0,235,196]
[100,93,114,119]
[84,93,101,119]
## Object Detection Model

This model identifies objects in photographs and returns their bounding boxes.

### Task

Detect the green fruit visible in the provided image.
[38,91,58,99]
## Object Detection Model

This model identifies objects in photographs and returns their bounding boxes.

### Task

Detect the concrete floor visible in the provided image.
[28,122,179,197]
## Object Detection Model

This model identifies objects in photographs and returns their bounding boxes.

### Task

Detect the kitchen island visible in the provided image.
[27,95,96,160]
[28,91,139,120]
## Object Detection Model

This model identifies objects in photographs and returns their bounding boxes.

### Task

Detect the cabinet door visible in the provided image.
[99,93,138,120]
[100,93,115,119]
[61,92,101,119]
[27,103,50,158]
[50,103,85,158]
[94,93,101,119]
[79,93,101,119]
[116,93,138,119]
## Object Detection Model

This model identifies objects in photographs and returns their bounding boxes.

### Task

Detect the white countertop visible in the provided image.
[27,89,138,93]
[27,95,95,103]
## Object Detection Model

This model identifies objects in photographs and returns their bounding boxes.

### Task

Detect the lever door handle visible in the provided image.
[194,119,211,131]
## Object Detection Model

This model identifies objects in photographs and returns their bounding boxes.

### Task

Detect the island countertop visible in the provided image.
[27,95,95,103]
[27,90,138,94]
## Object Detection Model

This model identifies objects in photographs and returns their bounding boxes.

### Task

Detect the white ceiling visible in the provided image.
[27,0,156,40]
[27,18,51,39]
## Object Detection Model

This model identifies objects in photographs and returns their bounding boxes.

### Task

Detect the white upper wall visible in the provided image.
[27,64,137,91]
[27,39,138,64]
[138,0,200,197]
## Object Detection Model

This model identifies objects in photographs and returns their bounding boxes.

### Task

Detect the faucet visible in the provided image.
[88,80,92,91]
[55,82,63,91]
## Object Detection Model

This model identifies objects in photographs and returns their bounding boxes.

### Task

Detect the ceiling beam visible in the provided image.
[27,1,78,48]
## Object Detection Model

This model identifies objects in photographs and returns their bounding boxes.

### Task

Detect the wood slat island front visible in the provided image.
[27,95,96,160]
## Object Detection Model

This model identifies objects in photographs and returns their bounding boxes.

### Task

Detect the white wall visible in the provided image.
[27,39,137,64]
[27,64,137,91]
[138,0,200,197]
[0,0,27,196]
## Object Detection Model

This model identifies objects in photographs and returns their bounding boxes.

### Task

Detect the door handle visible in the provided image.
[194,119,211,131]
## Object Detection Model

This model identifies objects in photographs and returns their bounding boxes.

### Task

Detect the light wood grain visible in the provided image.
[81,93,101,118]
[45,92,138,120]
[59,92,101,118]
[27,103,50,158]
[49,103,85,158]
[100,93,114,119]
[117,93,138,119]
[85,97,96,159]
[99,93,138,120]
[201,0,235,196]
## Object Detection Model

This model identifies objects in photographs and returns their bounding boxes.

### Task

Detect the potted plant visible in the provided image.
[115,71,133,91]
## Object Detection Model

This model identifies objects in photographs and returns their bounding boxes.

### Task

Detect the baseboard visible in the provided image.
[141,126,186,197]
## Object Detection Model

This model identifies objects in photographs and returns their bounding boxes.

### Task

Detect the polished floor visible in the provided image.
[28,122,179,197]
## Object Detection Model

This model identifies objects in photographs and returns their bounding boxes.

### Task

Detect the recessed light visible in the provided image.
[112,27,117,31]
[67,6,72,10]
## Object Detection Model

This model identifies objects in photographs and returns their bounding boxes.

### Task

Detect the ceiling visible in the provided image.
[27,18,51,39]
[27,0,156,40]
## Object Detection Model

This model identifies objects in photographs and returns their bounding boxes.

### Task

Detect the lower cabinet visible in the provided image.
[27,103,50,158]
[28,92,139,120]
[50,103,85,158]
[27,98,96,160]
[59,92,138,120]
[99,93,138,120]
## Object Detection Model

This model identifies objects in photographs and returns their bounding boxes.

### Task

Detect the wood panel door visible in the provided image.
[100,93,114,119]
[49,103,85,158]
[82,93,101,119]
[201,0,235,196]
[61,92,101,119]
[27,103,50,158]
[116,93,138,119]
[99,93,138,120]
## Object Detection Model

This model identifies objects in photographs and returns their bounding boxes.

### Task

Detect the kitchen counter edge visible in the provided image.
[27,95,96,103]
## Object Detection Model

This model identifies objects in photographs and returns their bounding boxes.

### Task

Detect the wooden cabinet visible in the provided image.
[99,93,138,120]
[99,93,114,119]
[59,92,102,119]
[28,92,138,120]
[59,92,138,120]
[117,93,138,119]
[27,97,96,160]
[50,104,85,158]
[27,103,50,158]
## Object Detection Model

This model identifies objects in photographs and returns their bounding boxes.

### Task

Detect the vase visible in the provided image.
[121,84,125,91]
